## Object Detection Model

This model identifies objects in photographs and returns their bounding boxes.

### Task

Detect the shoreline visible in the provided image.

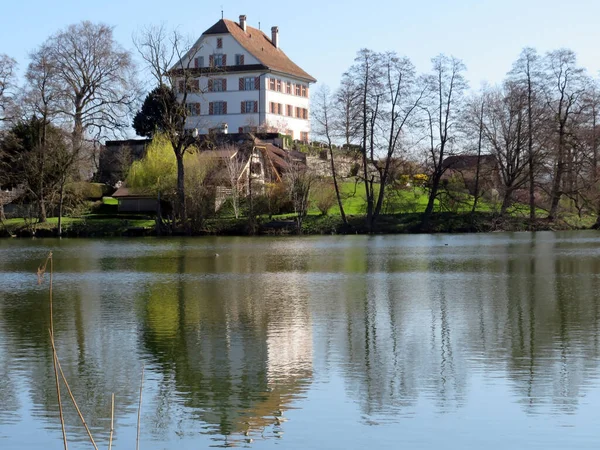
[0,212,588,238]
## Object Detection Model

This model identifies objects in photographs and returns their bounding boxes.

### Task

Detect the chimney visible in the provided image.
[239,15,247,32]
[271,26,279,49]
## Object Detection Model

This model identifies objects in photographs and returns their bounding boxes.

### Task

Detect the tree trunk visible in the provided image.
[424,171,441,219]
[548,126,566,221]
[472,101,484,214]
[500,187,513,216]
[57,181,65,236]
[38,196,47,223]
[527,77,535,226]
[175,152,186,227]
[329,144,347,225]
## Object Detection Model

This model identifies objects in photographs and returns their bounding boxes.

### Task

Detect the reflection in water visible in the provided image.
[0,233,600,449]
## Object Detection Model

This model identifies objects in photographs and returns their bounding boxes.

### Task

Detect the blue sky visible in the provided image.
[2,0,600,91]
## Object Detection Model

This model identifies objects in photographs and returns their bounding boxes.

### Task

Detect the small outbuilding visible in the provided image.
[112,185,159,213]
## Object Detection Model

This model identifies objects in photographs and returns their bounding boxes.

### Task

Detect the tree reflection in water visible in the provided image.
[0,233,599,448]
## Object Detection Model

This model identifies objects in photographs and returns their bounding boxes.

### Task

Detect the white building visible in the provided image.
[175,15,317,142]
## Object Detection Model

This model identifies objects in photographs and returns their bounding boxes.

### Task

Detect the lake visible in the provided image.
[1,232,600,449]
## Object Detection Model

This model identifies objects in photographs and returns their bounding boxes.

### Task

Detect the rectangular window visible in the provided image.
[194,56,204,68]
[241,100,256,113]
[244,77,254,91]
[212,101,226,115]
[286,105,293,117]
[186,103,201,116]
[295,106,301,118]
[286,82,292,94]
[301,86,307,97]
[276,79,282,92]
[217,38,223,49]
[295,84,301,96]
[212,78,226,92]
[278,103,283,115]
[270,102,275,114]
[213,54,224,67]
[269,78,276,90]
[303,108,308,120]
[300,132,309,142]
[235,54,245,65]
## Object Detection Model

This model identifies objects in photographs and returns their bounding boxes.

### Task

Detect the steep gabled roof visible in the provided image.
[203,19,316,83]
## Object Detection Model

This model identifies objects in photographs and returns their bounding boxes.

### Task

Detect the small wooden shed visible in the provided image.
[112,185,159,213]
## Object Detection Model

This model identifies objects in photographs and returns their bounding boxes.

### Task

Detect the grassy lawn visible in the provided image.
[102,196,118,205]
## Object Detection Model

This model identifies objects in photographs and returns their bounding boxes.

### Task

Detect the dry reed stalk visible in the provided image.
[136,365,145,450]
[108,393,115,450]
[49,331,99,450]
[44,252,68,450]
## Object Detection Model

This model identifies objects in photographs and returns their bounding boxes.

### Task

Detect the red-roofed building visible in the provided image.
[172,15,316,142]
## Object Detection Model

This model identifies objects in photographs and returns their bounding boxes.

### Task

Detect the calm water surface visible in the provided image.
[1,232,600,449]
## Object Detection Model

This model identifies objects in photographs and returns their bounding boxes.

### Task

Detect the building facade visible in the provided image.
[174,15,316,141]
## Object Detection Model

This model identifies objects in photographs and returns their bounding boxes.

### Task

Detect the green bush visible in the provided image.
[67,182,114,200]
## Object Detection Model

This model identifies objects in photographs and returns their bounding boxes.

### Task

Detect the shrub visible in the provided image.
[312,181,336,215]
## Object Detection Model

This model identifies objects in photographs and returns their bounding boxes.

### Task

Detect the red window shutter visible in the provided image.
[222,54,227,66]
[240,55,244,65]
[223,79,227,91]
[192,80,199,92]
[208,79,213,92]
[217,38,222,49]
[195,103,200,115]
[239,127,244,133]
[209,102,214,115]
[254,101,258,113]
[239,77,244,90]
[209,55,214,67]
[306,87,309,97]
[266,78,270,90]
[254,77,260,90]
[241,101,244,113]
[223,102,227,114]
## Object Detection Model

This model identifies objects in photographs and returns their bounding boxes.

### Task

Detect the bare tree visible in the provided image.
[509,48,545,224]
[422,54,468,224]
[461,92,488,213]
[312,85,347,224]
[284,157,316,233]
[482,83,530,215]
[0,54,17,124]
[343,49,384,231]
[544,49,587,221]
[582,81,600,227]
[0,119,69,223]
[134,25,205,226]
[335,76,362,147]
[371,52,426,227]
[39,21,138,159]
[222,145,245,218]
